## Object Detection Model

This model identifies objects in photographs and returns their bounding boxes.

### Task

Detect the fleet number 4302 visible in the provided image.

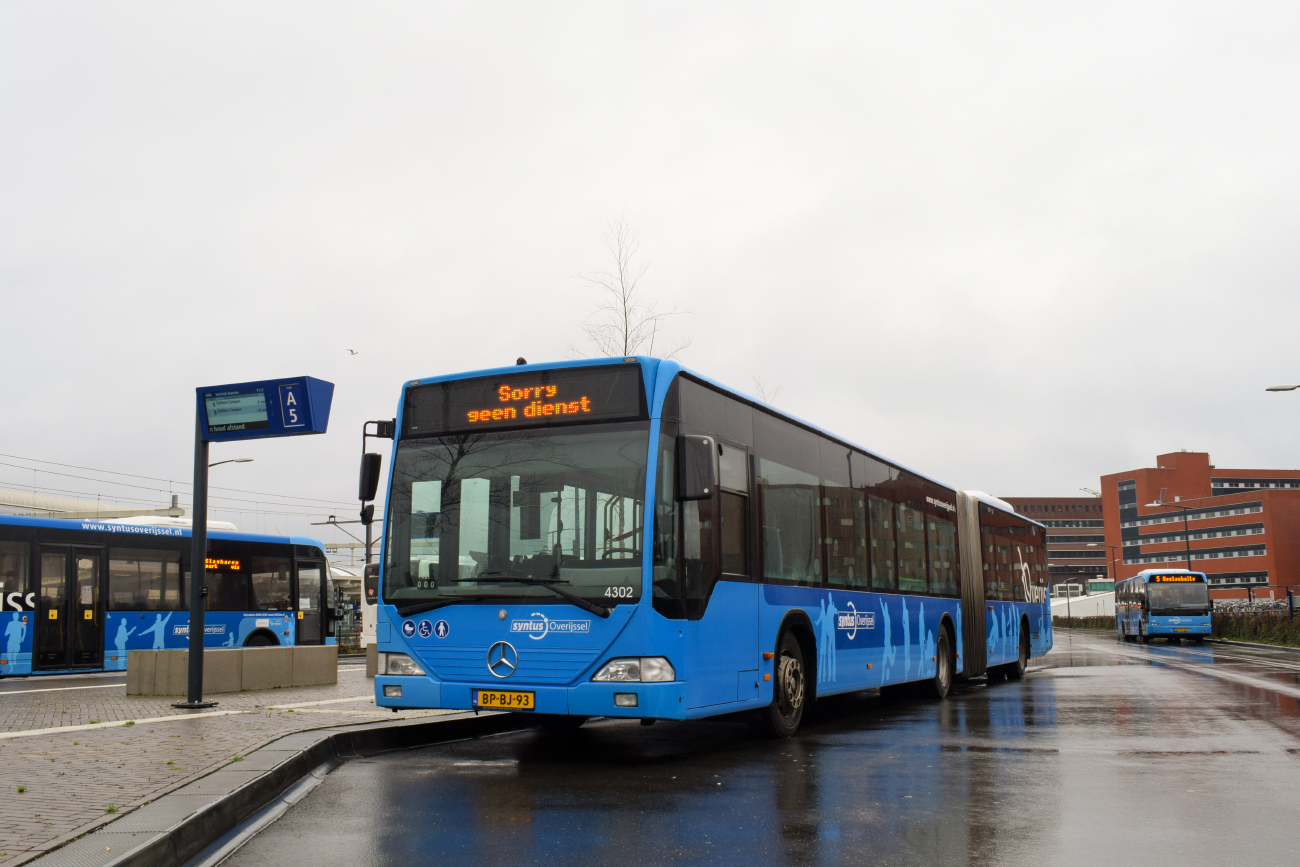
[604,586,634,598]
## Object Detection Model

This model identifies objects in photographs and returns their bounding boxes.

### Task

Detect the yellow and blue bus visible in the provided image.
[0,514,334,676]
[1115,569,1211,644]
[371,358,1051,736]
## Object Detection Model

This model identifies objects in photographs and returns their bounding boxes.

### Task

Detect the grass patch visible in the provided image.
[106,805,117,814]
[123,721,134,727]
[1053,616,1113,631]
[16,786,25,794]
[1214,612,1300,647]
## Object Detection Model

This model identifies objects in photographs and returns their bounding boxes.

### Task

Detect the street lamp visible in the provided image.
[1145,498,1194,571]
[1087,542,1122,586]
[209,458,253,468]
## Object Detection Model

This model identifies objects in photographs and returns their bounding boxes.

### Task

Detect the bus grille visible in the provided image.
[417,646,600,685]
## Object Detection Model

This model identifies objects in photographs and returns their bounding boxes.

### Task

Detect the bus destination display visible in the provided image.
[403,364,645,437]
[203,387,269,434]
[1151,574,1202,582]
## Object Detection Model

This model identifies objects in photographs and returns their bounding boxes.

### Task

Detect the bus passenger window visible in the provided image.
[758,458,820,586]
[109,549,182,611]
[251,557,292,610]
[720,491,747,575]
[927,515,958,597]
[868,496,896,591]
[0,541,29,607]
[896,502,928,594]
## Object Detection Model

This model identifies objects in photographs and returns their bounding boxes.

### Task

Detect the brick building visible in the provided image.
[1000,496,1110,594]
[1100,451,1300,599]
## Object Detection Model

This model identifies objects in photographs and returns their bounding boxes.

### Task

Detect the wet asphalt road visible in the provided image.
[224,630,1300,866]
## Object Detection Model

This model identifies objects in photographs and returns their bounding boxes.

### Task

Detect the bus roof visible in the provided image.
[0,513,327,551]
[399,356,1039,528]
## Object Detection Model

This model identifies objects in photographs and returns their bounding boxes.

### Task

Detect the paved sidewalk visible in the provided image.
[0,666,453,864]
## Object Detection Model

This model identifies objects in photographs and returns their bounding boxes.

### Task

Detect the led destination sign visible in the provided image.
[404,364,645,437]
[1150,574,1204,582]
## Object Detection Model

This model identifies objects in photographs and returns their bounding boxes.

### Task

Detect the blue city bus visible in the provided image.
[0,514,334,676]
[371,358,1052,736]
[1115,569,1211,644]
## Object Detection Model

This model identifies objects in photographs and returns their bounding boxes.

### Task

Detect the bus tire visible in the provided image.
[1005,622,1029,681]
[927,626,954,699]
[753,631,807,739]
[244,631,278,647]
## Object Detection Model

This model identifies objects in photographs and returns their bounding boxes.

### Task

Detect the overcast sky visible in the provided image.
[3,2,1300,546]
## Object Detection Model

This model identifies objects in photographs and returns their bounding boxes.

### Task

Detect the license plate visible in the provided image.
[472,689,535,711]
[1175,628,1188,632]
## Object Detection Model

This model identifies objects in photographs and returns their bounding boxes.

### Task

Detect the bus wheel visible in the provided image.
[754,632,806,738]
[244,632,276,647]
[1006,624,1029,681]
[927,627,953,698]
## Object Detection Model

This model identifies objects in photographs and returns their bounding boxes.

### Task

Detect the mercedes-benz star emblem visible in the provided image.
[487,641,518,679]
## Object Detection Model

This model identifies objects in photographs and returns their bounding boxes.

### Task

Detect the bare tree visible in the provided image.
[572,216,690,359]
[751,376,782,405]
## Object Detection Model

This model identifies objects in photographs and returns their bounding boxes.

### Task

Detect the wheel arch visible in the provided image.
[243,628,281,647]
[776,609,818,703]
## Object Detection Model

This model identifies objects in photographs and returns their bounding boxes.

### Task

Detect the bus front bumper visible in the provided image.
[1146,618,1211,636]
[375,676,690,719]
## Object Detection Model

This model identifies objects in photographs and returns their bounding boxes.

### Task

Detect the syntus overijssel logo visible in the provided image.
[835,601,876,640]
[509,612,591,641]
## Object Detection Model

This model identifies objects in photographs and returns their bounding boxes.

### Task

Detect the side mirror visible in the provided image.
[359,453,382,502]
[363,563,380,604]
[676,434,717,501]
[360,503,375,525]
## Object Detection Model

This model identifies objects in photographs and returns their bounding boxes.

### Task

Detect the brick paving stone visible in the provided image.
[0,668,455,863]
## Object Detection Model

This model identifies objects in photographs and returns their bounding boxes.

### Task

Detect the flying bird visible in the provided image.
[346,349,359,355]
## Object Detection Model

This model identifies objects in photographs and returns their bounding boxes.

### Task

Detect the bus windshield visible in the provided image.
[384,422,650,606]
[1147,581,1210,613]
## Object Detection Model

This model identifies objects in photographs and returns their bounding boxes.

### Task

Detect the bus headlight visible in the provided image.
[592,657,675,683]
[377,653,426,676]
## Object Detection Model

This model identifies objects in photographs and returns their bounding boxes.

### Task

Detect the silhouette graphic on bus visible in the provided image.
[816,596,839,683]
[5,612,26,657]
[140,613,173,650]
[113,618,136,655]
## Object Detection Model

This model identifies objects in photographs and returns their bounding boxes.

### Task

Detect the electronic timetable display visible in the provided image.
[197,376,334,442]
[403,364,646,437]
[203,387,270,434]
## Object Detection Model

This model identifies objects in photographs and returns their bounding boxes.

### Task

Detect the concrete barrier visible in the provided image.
[126,645,338,695]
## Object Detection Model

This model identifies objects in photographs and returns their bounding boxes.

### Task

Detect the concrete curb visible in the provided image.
[1206,637,1300,654]
[27,712,525,867]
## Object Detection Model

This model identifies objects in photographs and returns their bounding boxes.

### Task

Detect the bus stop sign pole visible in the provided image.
[174,409,216,709]
[173,376,335,711]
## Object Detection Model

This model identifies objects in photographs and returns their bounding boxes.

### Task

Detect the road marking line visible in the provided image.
[0,710,244,740]
[1088,643,1300,699]
[0,684,123,696]
[267,695,373,709]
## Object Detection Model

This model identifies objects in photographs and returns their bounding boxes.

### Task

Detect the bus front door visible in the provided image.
[296,561,324,645]
[35,547,103,669]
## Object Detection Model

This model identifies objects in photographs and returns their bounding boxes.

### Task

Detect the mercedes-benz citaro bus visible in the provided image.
[1116,569,1211,644]
[0,514,335,676]
[370,358,1052,736]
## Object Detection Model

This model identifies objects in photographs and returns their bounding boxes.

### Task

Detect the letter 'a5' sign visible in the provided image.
[199,376,334,442]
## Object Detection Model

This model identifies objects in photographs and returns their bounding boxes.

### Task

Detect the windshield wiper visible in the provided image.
[470,572,611,619]
[394,595,500,618]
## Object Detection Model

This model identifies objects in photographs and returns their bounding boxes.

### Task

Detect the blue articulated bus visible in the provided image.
[371,358,1052,736]
[0,514,335,676]
[1116,569,1211,644]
